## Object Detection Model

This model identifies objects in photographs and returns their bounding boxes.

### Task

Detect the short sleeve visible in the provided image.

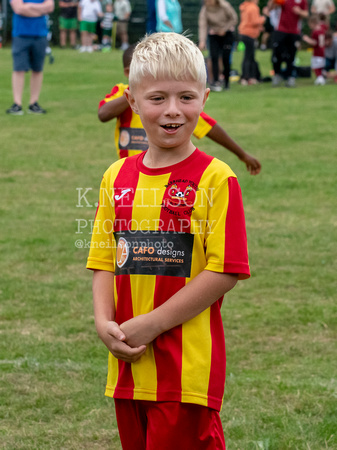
[86,175,116,272]
[193,112,217,140]
[205,176,250,280]
[98,84,127,109]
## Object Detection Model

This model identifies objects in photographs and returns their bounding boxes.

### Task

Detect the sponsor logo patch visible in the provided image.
[114,230,194,277]
[119,128,148,151]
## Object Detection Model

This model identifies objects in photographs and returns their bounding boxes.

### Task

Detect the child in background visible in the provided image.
[87,32,250,449]
[324,26,337,81]
[101,2,114,49]
[303,14,327,85]
[78,0,103,52]
[114,0,131,50]
[98,44,262,174]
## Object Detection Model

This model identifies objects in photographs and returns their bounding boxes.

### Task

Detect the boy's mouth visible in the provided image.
[161,123,183,131]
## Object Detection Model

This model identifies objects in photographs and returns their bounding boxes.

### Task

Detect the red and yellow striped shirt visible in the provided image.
[99,83,217,159]
[87,149,250,411]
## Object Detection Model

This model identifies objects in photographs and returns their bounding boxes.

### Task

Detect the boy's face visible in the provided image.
[125,76,210,154]
[308,20,316,30]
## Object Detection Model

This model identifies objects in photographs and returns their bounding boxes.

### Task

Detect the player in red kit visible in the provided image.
[303,14,328,85]
[268,0,309,87]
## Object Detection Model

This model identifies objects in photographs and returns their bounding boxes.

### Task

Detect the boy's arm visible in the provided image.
[11,0,54,16]
[302,35,317,46]
[206,123,261,175]
[119,271,238,348]
[98,95,129,122]
[93,270,147,362]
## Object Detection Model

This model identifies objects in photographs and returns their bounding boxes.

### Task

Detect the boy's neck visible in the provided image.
[143,142,196,169]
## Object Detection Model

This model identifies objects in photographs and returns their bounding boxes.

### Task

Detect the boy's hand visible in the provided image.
[99,320,147,363]
[120,315,160,348]
[241,153,262,175]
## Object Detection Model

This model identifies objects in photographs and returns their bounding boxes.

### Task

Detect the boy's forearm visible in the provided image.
[303,35,316,46]
[206,123,246,159]
[92,269,115,335]
[120,271,238,347]
[206,123,261,175]
[92,269,147,362]
[98,96,129,122]
[151,271,238,334]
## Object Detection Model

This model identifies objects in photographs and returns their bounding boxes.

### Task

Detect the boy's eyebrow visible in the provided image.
[145,89,200,95]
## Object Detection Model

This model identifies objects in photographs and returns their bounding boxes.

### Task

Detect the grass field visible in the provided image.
[0,46,336,449]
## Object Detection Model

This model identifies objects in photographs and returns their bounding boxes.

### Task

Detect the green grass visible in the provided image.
[1,46,336,449]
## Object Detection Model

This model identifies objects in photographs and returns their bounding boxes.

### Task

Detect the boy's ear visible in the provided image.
[124,88,139,114]
[202,88,211,109]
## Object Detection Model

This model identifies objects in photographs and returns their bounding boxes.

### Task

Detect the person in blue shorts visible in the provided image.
[6,0,55,115]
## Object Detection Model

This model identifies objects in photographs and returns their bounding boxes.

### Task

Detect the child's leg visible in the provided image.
[241,35,255,80]
[314,68,323,77]
[70,29,77,47]
[209,35,220,83]
[88,33,94,46]
[59,29,67,47]
[222,32,234,88]
[80,30,87,47]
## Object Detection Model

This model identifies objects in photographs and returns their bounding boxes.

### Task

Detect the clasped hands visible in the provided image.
[101,314,160,363]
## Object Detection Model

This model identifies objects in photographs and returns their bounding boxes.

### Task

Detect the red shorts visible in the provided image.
[114,399,226,450]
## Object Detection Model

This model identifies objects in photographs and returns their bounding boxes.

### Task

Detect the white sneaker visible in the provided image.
[79,46,87,53]
[272,74,283,86]
[120,43,129,51]
[209,81,223,92]
[285,77,296,88]
[314,75,325,85]
[87,46,93,53]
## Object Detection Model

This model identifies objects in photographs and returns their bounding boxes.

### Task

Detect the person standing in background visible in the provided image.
[59,0,78,48]
[78,0,103,53]
[114,0,131,50]
[101,2,114,49]
[156,0,182,33]
[146,0,157,33]
[238,0,266,85]
[6,0,55,115]
[269,0,308,87]
[198,0,238,91]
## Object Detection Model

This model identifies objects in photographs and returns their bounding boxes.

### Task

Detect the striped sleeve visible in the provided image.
[98,83,127,109]
[86,173,116,272]
[205,176,250,280]
[193,112,217,140]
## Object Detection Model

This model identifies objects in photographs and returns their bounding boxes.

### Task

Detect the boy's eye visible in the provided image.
[181,95,193,101]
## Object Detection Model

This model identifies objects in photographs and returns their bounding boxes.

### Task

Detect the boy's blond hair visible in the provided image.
[129,32,207,89]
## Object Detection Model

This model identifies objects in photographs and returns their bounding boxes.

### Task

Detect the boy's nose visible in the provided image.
[165,98,181,117]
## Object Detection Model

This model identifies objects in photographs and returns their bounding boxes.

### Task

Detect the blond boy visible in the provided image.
[87,32,250,449]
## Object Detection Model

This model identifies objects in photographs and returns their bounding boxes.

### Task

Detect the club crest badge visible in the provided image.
[162,179,198,213]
